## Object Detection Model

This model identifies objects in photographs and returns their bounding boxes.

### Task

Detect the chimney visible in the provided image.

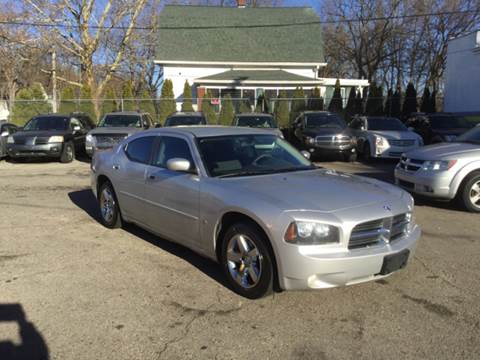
[237,0,246,8]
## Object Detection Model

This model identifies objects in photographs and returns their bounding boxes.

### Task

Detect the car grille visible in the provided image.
[35,137,49,145]
[349,213,410,249]
[388,139,416,147]
[398,155,424,172]
[14,138,27,145]
[93,134,127,147]
[314,135,351,148]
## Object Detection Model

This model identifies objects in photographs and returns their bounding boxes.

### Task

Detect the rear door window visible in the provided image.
[125,136,155,164]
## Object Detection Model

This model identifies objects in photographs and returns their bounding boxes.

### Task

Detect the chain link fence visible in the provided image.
[2,96,445,127]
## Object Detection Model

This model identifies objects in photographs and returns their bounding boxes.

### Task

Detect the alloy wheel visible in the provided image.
[469,181,480,209]
[100,187,115,223]
[226,234,262,289]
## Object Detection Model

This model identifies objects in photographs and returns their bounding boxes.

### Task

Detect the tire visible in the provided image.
[98,181,122,228]
[220,222,274,299]
[343,152,357,163]
[60,141,75,163]
[362,142,372,162]
[459,172,480,213]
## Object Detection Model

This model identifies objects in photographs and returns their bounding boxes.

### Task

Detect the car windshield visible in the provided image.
[455,126,480,144]
[197,134,314,178]
[236,116,277,128]
[368,117,407,131]
[305,114,346,128]
[429,115,473,130]
[165,116,206,126]
[98,115,142,128]
[23,116,69,131]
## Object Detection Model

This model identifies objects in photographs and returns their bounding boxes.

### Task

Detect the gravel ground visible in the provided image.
[0,158,479,360]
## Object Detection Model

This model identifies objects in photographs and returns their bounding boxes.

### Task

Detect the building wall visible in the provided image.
[444,30,480,112]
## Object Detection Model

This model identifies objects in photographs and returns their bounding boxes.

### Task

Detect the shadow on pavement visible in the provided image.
[0,304,49,360]
[68,189,229,290]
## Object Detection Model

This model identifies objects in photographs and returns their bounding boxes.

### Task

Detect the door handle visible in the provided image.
[113,165,120,170]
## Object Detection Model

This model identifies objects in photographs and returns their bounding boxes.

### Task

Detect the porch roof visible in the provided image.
[195,70,323,85]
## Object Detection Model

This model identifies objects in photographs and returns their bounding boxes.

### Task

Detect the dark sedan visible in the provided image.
[406,113,474,144]
[7,113,94,163]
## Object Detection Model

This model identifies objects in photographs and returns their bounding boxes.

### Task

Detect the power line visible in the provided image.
[0,9,478,31]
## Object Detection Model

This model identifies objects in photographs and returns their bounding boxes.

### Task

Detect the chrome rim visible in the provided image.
[469,181,480,208]
[100,187,115,223]
[66,145,73,161]
[226,234,262,289]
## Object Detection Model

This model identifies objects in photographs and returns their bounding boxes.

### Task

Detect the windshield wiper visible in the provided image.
[217,170,274,178]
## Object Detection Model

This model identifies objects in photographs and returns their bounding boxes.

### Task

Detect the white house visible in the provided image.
[155,4,368,111]
[444,29,480,112]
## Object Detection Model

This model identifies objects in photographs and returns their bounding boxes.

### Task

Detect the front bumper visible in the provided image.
[307,144,356,156]
[7,143,63,158]
[394,167,454,199]
[374,145,419,159]
[278,225,421,290]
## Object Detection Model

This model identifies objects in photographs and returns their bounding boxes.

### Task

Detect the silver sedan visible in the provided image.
[91,126,421,298]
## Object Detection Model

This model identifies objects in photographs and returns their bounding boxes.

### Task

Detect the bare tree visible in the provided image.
[23,0,149,118]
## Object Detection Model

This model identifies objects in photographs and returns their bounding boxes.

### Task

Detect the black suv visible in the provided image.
[289,111,356,162]
[406,112,474,144]
[164,112,207,127]
[7,113,95,163]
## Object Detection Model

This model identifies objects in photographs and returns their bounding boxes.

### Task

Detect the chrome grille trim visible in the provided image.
[349,213,410,249]
[398,155,424,172]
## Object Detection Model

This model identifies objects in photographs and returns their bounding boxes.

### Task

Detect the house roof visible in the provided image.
[195,70,322,84]
[156,5,324,65]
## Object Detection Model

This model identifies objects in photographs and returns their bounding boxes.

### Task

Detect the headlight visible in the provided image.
[48,136,64,143]
[305,136,315,145]
[7,136,14,144]
[375,135,388,147]
[406,211,416,232]
[86,134,94,144]
[422,160,457,171]
[284,221,340,245]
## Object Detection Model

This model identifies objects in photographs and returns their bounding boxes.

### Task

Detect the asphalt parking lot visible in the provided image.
[1,159,479,360]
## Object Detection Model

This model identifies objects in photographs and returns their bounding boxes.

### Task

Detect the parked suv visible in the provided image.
[7,113,94,163]
[349,116,423,160]
[86,111,153,156]
[406,113,474,144]
[395,126,480,212]
[0,121,18,159]
[232,113,283,137]
[290,111,356,161]
[164,112,207,127]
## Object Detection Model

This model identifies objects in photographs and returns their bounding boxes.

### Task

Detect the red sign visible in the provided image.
[211,98,220,105]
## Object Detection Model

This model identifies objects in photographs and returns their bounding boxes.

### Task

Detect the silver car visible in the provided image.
[395,126,480,212]
[349,116,423,159]
[91,126,421,298]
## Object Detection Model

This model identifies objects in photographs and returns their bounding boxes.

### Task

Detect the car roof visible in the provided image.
[146,125,277,138]
[167,112,204,117]
[235,113,273,117]
[104,111,144,116]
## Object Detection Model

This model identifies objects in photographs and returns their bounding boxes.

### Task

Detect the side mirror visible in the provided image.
[73,125,81,132]
[1,131,9,137]
[166,158,191,172]
[301,150,311,160]
[360,126,365,131]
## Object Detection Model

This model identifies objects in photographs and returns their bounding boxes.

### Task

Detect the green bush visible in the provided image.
[218,94,235,125]
[10,83,52,125]
[274,90,289,128]
[201,89,217,124]
[159,79,176,124]
[181,81,194,112]
[58,86,77,114]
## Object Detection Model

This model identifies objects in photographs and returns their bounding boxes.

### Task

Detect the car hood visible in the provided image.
[404,142,480,160]
[88,127,143,135]
[222,168,406,213]
[370,130,420,140]
[12,130,71,138]
[302,127,350,137]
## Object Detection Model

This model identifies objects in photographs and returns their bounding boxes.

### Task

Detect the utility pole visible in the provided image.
[51,47,57,113]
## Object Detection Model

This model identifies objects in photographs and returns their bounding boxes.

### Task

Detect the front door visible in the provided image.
[113,136,155,223]
[144,135,200,248]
